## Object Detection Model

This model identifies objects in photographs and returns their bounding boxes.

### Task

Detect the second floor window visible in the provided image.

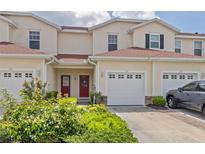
[29,31,40,49]
[150,34,160,49]
[108,34,118,51]
[194,40,202,56]
[175,39,181,53]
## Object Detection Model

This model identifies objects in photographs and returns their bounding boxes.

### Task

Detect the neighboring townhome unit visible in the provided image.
[1,11,205,105]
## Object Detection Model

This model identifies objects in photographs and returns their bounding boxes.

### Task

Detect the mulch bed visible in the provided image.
[147,104,169,110]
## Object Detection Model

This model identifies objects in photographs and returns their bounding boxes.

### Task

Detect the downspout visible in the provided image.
[88,57,98,104]
[44,56,55,83]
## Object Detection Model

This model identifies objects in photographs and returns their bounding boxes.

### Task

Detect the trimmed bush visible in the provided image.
[152,96,166,106]
[0,100,137,143]
[45,91,58,100]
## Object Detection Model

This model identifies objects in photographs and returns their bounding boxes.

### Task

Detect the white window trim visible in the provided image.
[193,40,203,56]
[149,33,160,49]
[28,30,41,49]
[107,33,118,51]
[175,39,182,52]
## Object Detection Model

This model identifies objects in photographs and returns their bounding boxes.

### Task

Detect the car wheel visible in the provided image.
[202,107,205,116]
[167,96,177,109]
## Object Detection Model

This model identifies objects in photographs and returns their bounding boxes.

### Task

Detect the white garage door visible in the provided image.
[0,71,33,99]
[162,73,198,97]
[107,72,145,105]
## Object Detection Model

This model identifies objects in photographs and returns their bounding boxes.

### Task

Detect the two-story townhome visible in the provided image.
[1,11,205,105]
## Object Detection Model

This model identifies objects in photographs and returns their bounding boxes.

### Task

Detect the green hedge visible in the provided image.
[152,96,166,106]
[0,99,137,143]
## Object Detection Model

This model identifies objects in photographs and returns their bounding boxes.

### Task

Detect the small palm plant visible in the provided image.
[20,78,47,101]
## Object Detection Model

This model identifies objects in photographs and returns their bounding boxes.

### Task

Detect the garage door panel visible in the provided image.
[0,71,34,100]
[162,73,198,97]
[107,72,145,106]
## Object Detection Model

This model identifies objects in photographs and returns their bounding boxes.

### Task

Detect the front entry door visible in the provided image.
[79,75,89,97]
[61,75,70,97]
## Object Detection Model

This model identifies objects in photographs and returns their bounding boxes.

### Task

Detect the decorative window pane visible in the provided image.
[135,74,142,79]
[14,73,22,78]
[109,74,115,79]
[150,34,160,49]
[194,41,202,56]
[175,39,181,53]
[127,74,133,79]
[29,31,40,49]
[108,34,118,51]
[187,75,193,80]
[171,75,177,79]
[163,74,169,79]
[4,73,11,78]
[118,74,124,79]
[179,75,185,79]
[25,73,33,78]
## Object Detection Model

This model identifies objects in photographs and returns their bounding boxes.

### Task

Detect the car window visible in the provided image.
[183,82,196,91]
[196,83,205,91]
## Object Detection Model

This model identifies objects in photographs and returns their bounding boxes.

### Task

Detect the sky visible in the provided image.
[33,11,205,33]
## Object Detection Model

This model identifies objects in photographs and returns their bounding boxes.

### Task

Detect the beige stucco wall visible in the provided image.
[58,32,92,55]
[47,64,57,91]
[55,68,94,98]
[3,15,58,54]
[97,61,152,96]
[133,22,176,51]
[0,58,45,80]
[0,19,9,42]
[93,21,138,54]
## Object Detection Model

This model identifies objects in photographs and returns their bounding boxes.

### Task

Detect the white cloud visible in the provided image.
[34,11,111,27]
[33,11,157,27]
[112,11,157,19]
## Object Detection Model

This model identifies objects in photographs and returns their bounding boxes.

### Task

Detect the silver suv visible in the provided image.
[166,81,205,116]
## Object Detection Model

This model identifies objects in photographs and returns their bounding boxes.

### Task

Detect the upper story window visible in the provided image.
[108,34,118,51]
[150,34,160,49]
[194,40,202,56]
[175,39,181,53]
[29,31,40,49]
[145,33,164,49]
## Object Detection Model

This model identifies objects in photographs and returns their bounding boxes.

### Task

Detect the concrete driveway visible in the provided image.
[109,106,205,143]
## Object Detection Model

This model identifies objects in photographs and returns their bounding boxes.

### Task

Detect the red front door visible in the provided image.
[61,75,70,97]
[79,75,89,97]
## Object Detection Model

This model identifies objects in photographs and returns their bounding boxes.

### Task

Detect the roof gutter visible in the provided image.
[89,56,205,62]
[0,54,51,59]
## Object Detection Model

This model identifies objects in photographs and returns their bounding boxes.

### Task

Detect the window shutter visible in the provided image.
[160,34,164,49]
[145,34,150,48]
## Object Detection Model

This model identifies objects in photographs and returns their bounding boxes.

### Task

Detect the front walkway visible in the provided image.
[109,106,205,143]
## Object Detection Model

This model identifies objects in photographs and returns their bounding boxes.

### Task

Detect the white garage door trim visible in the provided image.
[160,71,200,96]
[105,70,147,106]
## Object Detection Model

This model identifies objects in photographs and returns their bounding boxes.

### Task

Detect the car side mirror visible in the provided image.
[178,88,183,92]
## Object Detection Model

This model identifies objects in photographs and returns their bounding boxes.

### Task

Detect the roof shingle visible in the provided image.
[96,47,205,58]
[0,42,47,55]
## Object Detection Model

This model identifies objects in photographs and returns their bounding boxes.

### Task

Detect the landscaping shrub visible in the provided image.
[89,91,104,104]
[45,91,58,100]
[152,96,166,106]
[0,100,137,143]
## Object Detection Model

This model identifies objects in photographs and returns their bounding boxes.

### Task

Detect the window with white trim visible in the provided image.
[127,74,133,79]
[171,74,177,79]
[29,31,40,49]
[150,34,160,49]
[194,40,202,56]
[108,34,118,51]
[175,39,181,53]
